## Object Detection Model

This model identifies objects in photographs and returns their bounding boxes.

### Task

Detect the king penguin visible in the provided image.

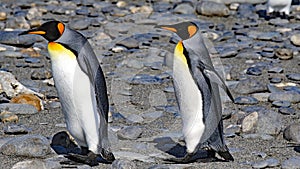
[156,22,234,163]
[19,21,115,165]
[267,0,292,17]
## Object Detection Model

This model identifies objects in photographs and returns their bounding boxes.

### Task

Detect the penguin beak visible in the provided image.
[155,24,178,33]
[19,28,46,36]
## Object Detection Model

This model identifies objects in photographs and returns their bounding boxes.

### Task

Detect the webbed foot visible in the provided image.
[101,148,115,163]
[66,151,98,166]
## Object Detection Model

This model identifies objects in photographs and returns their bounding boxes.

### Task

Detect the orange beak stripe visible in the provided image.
[188,25,197,38]
[57,22,65,35]
[28,31,46,35]
[161,26,177,33]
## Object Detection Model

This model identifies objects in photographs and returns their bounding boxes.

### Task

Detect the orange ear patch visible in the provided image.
[161,26,177,33]
[57,22,65,35]
[188,25,197,37]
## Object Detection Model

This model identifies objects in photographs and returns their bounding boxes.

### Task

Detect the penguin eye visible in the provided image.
[57,22,65,35]
[188,25,197,38]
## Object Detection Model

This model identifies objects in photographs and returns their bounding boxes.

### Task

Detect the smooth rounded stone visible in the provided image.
[4,124,31,134]
[196,1,229,16]
[24,57,40,63]
[142,111,163,122]
[279,107,296,115]
[0,103,38,115]
[252,93,271,102]
[234,96,258,105]
[270,77,282,83]
[252,160,269,168]
[0,50,24,58]
[48,101,61,109]
[11,159,61,169]
[241,111,258,133]
[275,48,293,60]
[265,158,280,167]
[0,134,51,157]
[269,18,289,26]
[111,159,136,169]
[284,86,300,94]
[219,48,238,58]
[290,34,300,46]
[268,66,283,73]
[50,131,80,155]
[272,100,291,108]
[286,73,300,81]
[252,151,267,158]
[0,12,7,21]
[163,86,174,93]
[0,111,18,123]
[117,126,143,140]
[235,52,261,59]
[224,124,241,137]
[246,67,262,76]
[260,51,274,58]
[148,164,170,169]
[257,32,282,41]
[116,37,139,49]
[267,84,281,93]
[0,30,42,47]
[75,7,90,15]
[234,78,267,94]
[173,3,194,14]
[237,3,256,18]
[125,114,144,123]
[283,124,300,143]
[282,156,300,169]
[269,91,300,103]
[68,19,90,30]
[153,2,173,12]
[130,74,164,85]
[256,110,282,136]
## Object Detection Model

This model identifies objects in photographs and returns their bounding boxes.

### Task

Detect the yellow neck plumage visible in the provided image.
[174,40,188,67]
[48,42,76,60]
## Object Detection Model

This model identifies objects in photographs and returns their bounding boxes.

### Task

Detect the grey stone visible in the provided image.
[282,156,300,169]
[234,78,267,94]
[117,37,139,49]
[0,31,42,47]
[236,51,262,59]
[269,91,300,103]
[252,160,268,168]
[237,3,256,19]
[241,111,258,133]
[3,124,31,134]
[142,111,163,122]
[0,103,38,115]
[68,19,90,30]
[25,57,40,63]
[268,67,283,73]
[272,100,291,108]
[286,73,300,81]
[284,86,300,94]
[148,165,170,169]
[125,114,144,123]
[279,107,296,115]
[117,126,143,140]
[266,158,280,167]
[196,1,230,17]
[11,159,61,169]
[270,77,282,83]
[283,124,300,143]
[0,134,51,157]
[234,96,258,105]
[174,3,194,15]
[246,67,262,76]
[0,51,24,58]
[111,159,136,169]
[256,110,282,136]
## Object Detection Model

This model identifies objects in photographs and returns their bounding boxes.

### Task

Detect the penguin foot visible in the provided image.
[66,152,98,166]
[164,153,195,164]
[217,150,234,162]
[100,148,115,163]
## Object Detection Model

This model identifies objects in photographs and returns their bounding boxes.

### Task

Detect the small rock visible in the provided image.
[148,164,170,169]
[286,73,300,81]
[0,111,18,123]
[269,91,300,103]
[272,100,291,108]
[0,134,51,157]
[270,77,282,83]
[117,37,139,49]
[241,111,258,133]
[282,156,300,169]
[0,103,38,115]
[11,159,61,169]
[142,111,163,122]
[252,160,269,168]
[275,48,293,60]
[283,124,300,143]
[174,3,194,14]
[196,1,229,16]
[31,69,52,80]
[125,114,144,123]
[68,19,90,30]
[117,126,143,140]
[11,93,43,111]
[279,107,296,115]
[268,67,283,73]
[246,67,262,76]
[266,158,280,167]
[0,31,41,47]
[3,124,31,134]
[256,110,282,136]
[234,78,267,94]
[234,96,258,105]
[291,34,300,46]
[0,12,7,21]
[111,159,136,169]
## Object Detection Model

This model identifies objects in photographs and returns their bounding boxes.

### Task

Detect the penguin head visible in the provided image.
[155,22,198,40]
[19,21,65,42]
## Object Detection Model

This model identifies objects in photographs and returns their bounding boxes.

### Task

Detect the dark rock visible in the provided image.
[0,31,42,47]
[237,3,256,19]
[270,77,282,83]
[279,107,296,115]
[0,134,51,157]
[283,124,300,143]
[111,159,136,169]
[269,91,300,103]
[196,1,229,17]
[246,67,262,76]
[50,131,80,154]
[117,126,143,140]
[234,96,258,105]
[284,86,300,94]
[272,100,291,108]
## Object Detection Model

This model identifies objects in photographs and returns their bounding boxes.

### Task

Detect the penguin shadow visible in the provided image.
[257,10,291,20]
[153,137,221,163]
[50,131,109,166]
